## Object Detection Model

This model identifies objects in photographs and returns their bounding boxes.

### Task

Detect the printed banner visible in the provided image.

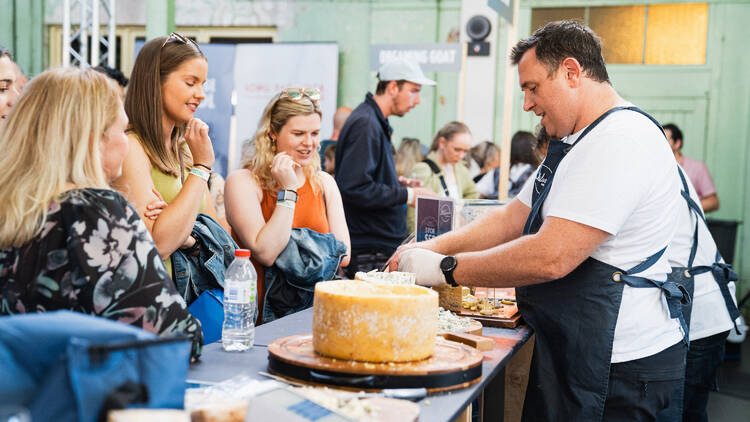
[233,43,339,171]
[370,43,462,72]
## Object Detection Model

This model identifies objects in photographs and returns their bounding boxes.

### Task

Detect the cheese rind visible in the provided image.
[313,280,438,362]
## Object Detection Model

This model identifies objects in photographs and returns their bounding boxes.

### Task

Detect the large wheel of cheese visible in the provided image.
[312,280,439,362]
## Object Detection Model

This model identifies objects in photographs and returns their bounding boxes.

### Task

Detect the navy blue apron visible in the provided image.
[517,106,691,421]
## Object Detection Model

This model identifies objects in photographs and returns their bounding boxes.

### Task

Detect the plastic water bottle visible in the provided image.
[222,249,256,352]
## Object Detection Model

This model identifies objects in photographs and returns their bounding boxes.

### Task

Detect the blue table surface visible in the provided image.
[187,308,532,422]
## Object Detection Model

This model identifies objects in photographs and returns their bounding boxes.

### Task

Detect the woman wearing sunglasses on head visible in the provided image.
[113,33,228,283]
[225,89,350,324]
[0,68,203,358]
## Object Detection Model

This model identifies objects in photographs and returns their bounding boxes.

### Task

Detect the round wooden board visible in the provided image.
[267,334,483,392]
[439,318,482,336]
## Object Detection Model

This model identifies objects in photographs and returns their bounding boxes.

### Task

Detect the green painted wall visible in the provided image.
[278,0,461,146]
[146,0,176,41]
[0,0,45,76]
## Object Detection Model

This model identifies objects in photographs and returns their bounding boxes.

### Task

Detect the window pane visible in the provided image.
[530,8,585,34]
[589,6,646,64]
[645,3,708,65]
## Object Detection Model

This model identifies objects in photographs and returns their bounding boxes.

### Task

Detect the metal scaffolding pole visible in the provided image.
[61,0,117,68]
[79,1,88,68]
[91,0,99,66]
[108,0,116,68]
[62,0,71,67]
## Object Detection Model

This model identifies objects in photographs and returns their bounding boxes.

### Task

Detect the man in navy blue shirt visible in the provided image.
[335,58,436,277]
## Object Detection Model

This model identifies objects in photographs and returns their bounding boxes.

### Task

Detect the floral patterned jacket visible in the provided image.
[0,188,203,359]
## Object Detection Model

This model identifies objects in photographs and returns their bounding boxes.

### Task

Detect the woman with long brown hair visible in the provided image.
[225,89,350,323]
[113,33,220,278]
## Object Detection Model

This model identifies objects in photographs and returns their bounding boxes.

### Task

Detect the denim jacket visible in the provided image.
[263,228,347,323]
[172,213,237,305]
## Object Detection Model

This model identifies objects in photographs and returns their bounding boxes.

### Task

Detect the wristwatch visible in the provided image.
[277,189,298,203]
[440,255,459,287]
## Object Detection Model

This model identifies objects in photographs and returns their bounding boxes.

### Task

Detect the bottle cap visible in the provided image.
[234,249,251,258]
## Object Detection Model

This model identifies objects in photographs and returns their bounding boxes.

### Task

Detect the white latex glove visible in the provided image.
[398,248,447,287]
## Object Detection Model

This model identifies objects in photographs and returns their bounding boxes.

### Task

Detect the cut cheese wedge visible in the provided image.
[313,280,438,362]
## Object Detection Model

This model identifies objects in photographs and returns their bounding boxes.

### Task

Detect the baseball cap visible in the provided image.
[377,58,436,86]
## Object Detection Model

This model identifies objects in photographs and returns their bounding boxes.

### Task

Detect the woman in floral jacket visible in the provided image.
[0,67,203,359]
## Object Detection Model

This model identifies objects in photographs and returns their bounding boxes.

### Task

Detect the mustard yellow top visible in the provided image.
[151,165,206,277]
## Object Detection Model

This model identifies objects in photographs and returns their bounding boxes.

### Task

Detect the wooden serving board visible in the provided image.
[458,311,522,328]
[460,287,521,328]
[267,334,483,393]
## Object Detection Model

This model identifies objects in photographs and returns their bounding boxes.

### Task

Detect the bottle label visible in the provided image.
[225,281,255,304]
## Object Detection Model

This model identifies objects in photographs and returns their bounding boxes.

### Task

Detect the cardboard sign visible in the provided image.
[415,196,454,242]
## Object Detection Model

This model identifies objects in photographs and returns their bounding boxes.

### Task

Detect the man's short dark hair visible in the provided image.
[663,123,683,145]
[94,65,129,88]
[375,78,407,95]
[510,20,610,84]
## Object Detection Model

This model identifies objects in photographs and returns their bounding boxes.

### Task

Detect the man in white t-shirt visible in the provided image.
[391,21,690,420]
[661,169,740,420]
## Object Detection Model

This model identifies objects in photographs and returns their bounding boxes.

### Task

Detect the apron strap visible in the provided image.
[611,245,691,344]
[678,167,707,223]
[616,273,692,345]
[523,140,568,235]
[675,163,740,332]
[624,245,667,275]
[690,261,742,334]
[523,177,553,235]
[570,106,632,148]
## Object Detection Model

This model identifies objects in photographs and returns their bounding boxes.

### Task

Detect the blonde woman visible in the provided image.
[395,137,423,177]
[0,68,202,358]
[225,89,350,323]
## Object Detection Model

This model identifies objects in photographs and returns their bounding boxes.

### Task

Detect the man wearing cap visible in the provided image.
[335,58,436,278]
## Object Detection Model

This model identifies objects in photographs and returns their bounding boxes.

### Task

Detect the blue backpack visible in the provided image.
[0,311,190,422]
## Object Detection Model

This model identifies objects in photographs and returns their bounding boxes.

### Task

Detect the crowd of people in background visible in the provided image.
[0,34,725,323]
[0,20,735,420]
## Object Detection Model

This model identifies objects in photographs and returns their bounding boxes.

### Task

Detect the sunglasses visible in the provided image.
[160,32,201,51]
[280,88,321,102]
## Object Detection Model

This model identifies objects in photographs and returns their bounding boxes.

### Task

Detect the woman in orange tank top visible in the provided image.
[225,89,350,324]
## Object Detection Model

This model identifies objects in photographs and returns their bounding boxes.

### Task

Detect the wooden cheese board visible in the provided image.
[457,311,522,328]
[267,334,483,393]
[456,287,522,328]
